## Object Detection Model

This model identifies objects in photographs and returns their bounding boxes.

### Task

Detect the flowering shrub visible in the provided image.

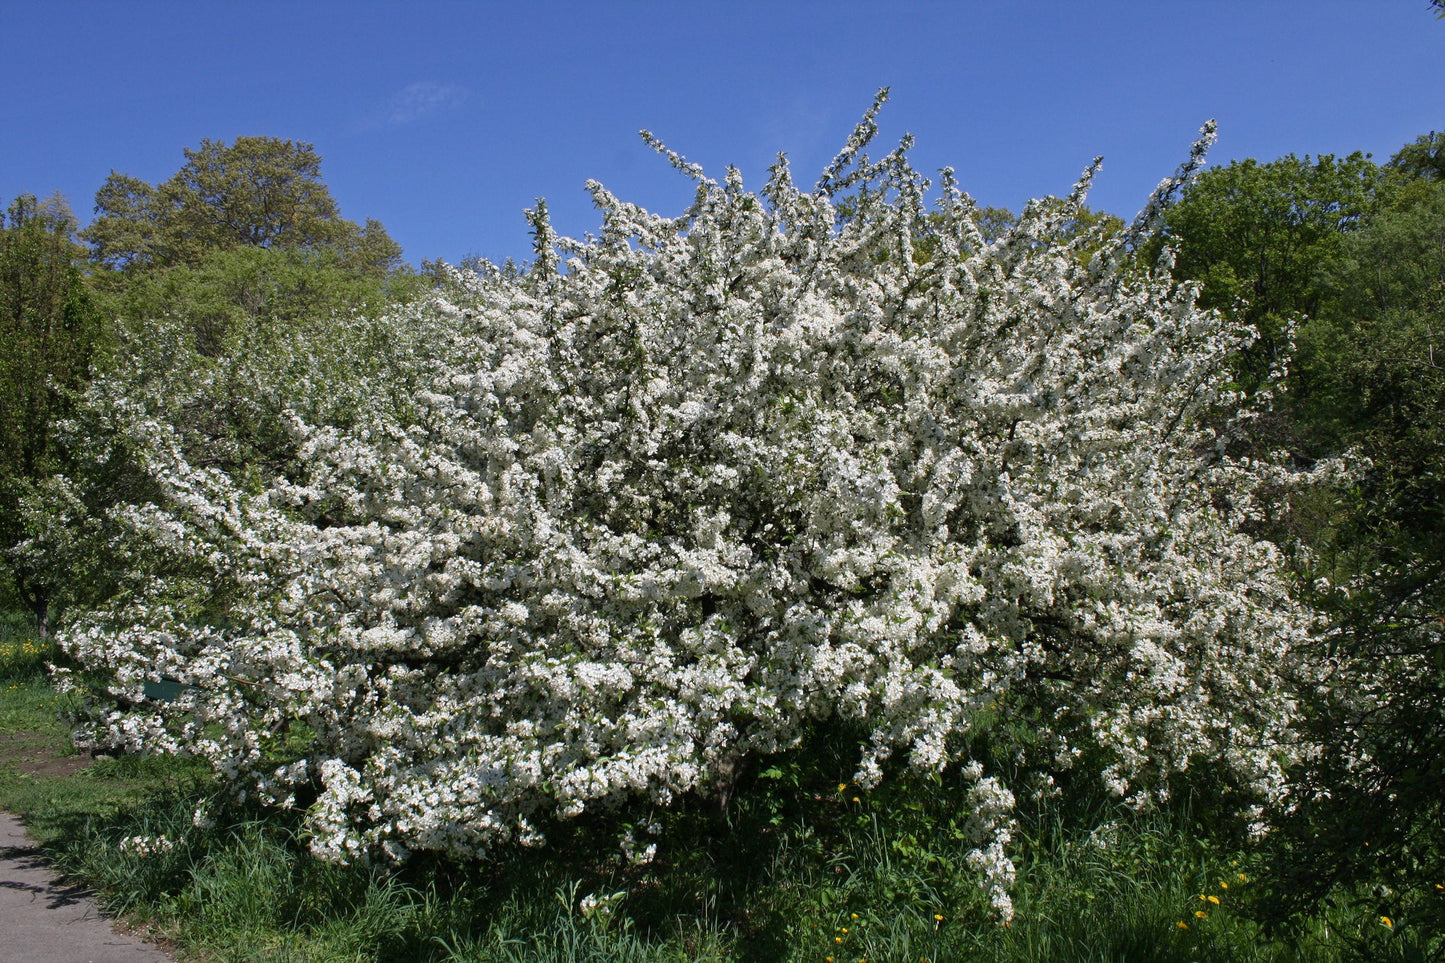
[60,94,1331,919]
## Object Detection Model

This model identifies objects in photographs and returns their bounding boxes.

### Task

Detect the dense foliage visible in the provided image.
[1149,150,1378,396]
[1273,168,1445,943]
[85,136,402,277]
[1159,136,1445,949]
[52,100,1351,920]
[83,136,416,354]
[0,193,109,635]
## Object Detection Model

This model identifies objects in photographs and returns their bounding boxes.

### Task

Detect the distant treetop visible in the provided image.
[1389,131,1445,182]
[83,136,401,277]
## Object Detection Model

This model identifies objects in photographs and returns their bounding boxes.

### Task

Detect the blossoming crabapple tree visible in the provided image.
[60,94,1327,919]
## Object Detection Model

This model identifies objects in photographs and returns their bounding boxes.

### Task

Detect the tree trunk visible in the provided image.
[19,582,50,638]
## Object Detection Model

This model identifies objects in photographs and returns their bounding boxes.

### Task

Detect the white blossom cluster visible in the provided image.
[118,833,177,857]
[61,95,1332,917]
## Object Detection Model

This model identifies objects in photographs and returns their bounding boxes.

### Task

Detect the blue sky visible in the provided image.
[3,1,1442,267]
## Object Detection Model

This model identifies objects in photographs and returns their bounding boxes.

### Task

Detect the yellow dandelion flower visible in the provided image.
[1195,910,1208,919]
[934,914,944,922]
[826,958,834,963]
[852,796,860,803]
[1237,873,1248,883]
[851,913,859,919]
[1176,921,1189,930]
[1207,895,1220,905]
[835,936,844,943]
[1219,881,1228,889]
[1381,916,1393,929]
[841,928,849,934]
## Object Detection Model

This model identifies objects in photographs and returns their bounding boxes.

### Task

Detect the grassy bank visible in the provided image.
[0,617,1429,962]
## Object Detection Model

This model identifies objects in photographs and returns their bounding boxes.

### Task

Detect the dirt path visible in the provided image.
[0,811,175,962]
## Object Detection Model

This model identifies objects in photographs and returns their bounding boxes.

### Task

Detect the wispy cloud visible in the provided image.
[370,82,466,128]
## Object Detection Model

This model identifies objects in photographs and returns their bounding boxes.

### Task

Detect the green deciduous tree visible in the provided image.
[1238,147,1445,948]
[1388,130,1445,183]
[0,193,109,634]
[84,136,403,279]
[84,173,159,273]
[1156,151,1379,398]
[84,137,412,352]
[1141,130,1445,945]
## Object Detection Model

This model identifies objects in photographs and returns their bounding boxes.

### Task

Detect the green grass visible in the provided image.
[1,617,1438,962]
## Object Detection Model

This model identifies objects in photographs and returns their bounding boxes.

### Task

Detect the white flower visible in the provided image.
[119,834,177,857]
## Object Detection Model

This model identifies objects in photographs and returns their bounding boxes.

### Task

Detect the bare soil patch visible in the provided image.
[0,731,90,779]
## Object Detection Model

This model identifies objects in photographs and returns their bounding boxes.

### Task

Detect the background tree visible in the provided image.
[1261,163,1445,943]
[1142,132,1445,943]
[83,136,413,352]
[1155,152,1379,401]
[85,137,401,276]
[0,193,108,634]
[1388,130,1445,182]
[83,173,159,274]
[0,140,423,631]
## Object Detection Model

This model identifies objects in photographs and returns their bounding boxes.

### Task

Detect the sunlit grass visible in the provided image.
[0,614,55,681]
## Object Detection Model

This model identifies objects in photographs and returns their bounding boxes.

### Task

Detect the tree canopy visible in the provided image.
[1155,151,1379,395]
[1,139,420,630]
[83,136,415,354]
[1275,173,1445,907]
[1388,130,1445,183]
[84,136,402,278]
